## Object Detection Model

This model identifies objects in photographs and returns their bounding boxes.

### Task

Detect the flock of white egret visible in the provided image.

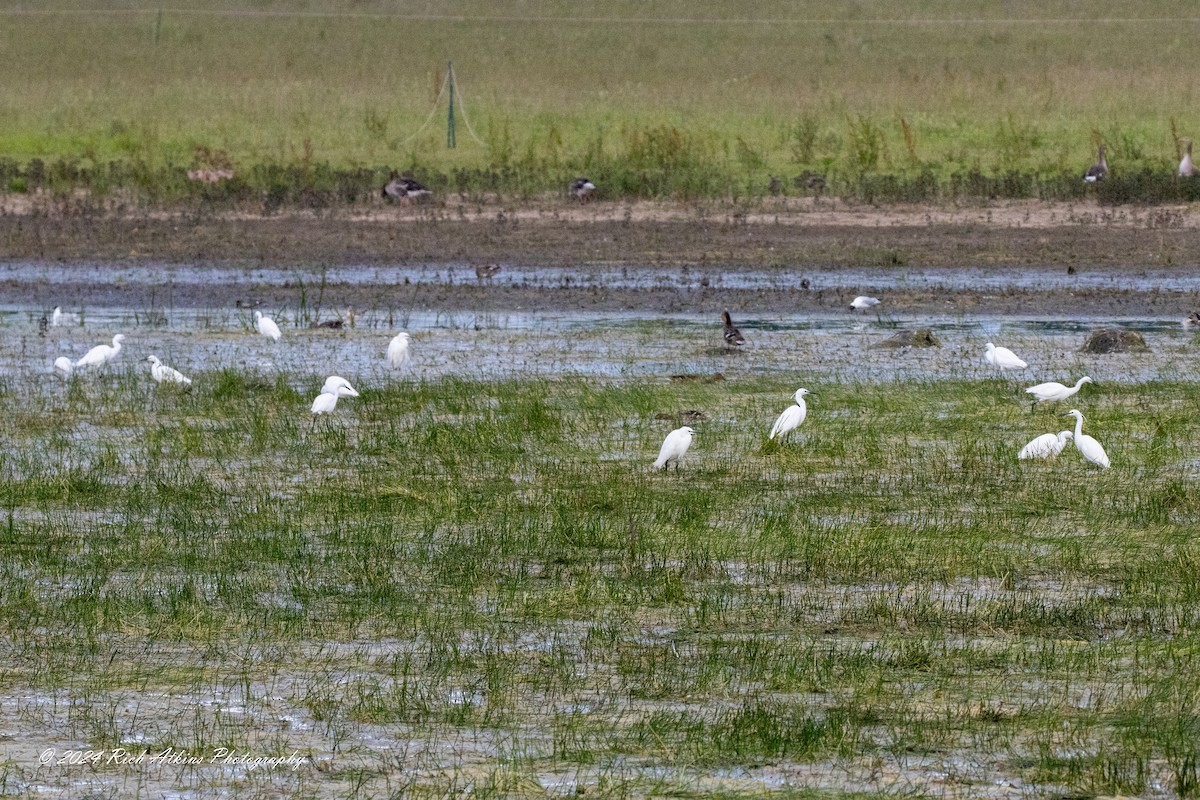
[46,304,1113,471]
[653,328,1112,471]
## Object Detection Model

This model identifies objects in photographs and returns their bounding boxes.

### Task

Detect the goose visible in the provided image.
[1083,144,1108,183]
[475,264,502,281]
[1181,138,1199,177]
[571,178,595,202]
[722,311,745,346]
[382,173,432,202]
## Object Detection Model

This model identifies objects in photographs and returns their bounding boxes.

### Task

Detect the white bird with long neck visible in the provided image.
[387,332,410,368]
[147,355,192,385]
[1018,430,1073,460]
[320,376,359,397]
[769,388,812,441]
[653,426,694,470]
[75,334,125,368]
[1025,376,1092,404]
[254,311,282,341]
[1066,409,1110,469]
[984,342,1027,370]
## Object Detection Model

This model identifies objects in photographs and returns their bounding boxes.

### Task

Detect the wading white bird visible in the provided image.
[310,390,341,418]
[147,355,192,386]
[75,334,125,368]
[1025,376,1093,405]
[387,332,411,368]
[320,376,359,398]
[653,426,694,470]
[1018,430,1073,460]
[769,388,812,441]
[1066,409,1110,469]
[53,356,73,375]
[984,342,1027,370]
[850,295,880,311]
[51,306,78,327]
[254,311,282,341]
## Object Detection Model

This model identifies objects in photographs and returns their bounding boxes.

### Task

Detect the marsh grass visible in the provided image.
[2,361,1200,795]
[8,1,1200,204]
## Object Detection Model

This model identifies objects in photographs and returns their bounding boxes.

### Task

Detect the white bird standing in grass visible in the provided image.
[1067,409,1111,469]
[254,311,282,341]
[769,388,812,441]
[850,296,880,311]
[320,376,359,398]
[75,334,125,369]
[387,332,411,368]
[147,355,192,386]
[53,356,73,376]
[51,306,78,327]
[653,426,694,470]
[984,342,1027,370]
[1018,430,1073,460]
[1025,376,1093,405]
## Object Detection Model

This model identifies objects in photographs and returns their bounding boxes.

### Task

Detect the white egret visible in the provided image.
[769,388,812,441]
[254,311,282,341]
[75,334,125,368]
[1025,376,1093,404]
[850,296,880,311]
[1066,409,1111,469]
[984,342,1027,370]
[147,355,192,386]
[51,306,78,326]
[53,356,73,376]
[722,311,745,346]
[653,426,694,470]
[387,332,411,368]
[320,376,359,397]
[1018,430,1073,460]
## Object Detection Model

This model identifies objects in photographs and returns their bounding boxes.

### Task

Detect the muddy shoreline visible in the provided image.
[4,201,1200,315]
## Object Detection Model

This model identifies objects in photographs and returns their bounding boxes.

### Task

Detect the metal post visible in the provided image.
[447,61,457,149]
[154,8,163,43]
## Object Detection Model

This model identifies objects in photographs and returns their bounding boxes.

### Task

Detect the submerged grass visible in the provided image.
[7,1,1200,203]
[1,359,1200,795]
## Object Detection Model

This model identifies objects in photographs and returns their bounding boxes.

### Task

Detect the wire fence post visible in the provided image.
[154,8,163,42]
[446,61,457,149]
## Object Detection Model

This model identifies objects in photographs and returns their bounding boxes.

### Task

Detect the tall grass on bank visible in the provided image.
[6,1,1200,203]
[3,365,1200,796]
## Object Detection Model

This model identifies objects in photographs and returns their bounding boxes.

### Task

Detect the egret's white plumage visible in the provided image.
[984,342,1027,370]
[75,334,125,368]
[1018,430,1073,460]
[850,296,880,311]
[1025,376,1092,403]
[53,356,73,375]
[1067,409,1111,469]
[320,376,359,397]
[311,391,340,415]
[147,355,192,385]
[653,426,694,470]
[254,311,282,341]
[769,388,811,441]
[387,332,411,368]
[51,306,77,327]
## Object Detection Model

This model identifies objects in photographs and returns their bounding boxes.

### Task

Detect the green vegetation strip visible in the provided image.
[2,367,1199,795]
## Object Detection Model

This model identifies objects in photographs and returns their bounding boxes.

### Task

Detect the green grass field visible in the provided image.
[7,1,1200,201]
[4,346,1200,796]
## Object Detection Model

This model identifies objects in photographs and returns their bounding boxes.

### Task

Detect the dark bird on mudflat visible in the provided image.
[722,310,745,346]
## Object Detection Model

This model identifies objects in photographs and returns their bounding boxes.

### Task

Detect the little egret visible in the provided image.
[769,388,812,441]
[984,342,1027,370]
[1025,376,1093,405]
[387,332,411,368]
[722,311,745,346]
[147,355,192,386]
[75,334,125,368]
[850,296,880,311]
[254,311,282,341]
[51,306,78,326]
[1067,409,1111,469]
[320,376,359,397]
[653,426,694,470]
[1018,430,1073,460]
[1083,144,1108,183]
[53,356,73,376]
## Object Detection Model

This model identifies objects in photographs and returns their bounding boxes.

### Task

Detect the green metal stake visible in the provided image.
[447,61,457,149]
